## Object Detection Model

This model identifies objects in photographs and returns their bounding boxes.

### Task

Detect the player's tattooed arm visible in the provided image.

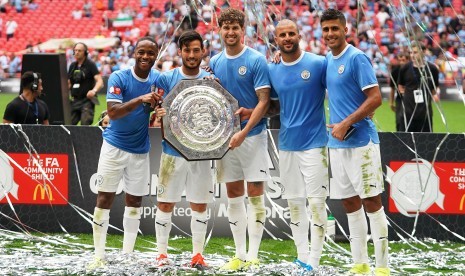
[242,88,270,133]
[228,88,270,149]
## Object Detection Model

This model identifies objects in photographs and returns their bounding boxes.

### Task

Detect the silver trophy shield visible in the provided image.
[161,79,240,161]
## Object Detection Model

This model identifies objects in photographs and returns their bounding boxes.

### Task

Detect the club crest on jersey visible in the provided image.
[238,66,247,75]
[301,70,310,80]
[338,65,345,74]
[109,86,121,95]
[157,185,165,195]
[96,174,104,187]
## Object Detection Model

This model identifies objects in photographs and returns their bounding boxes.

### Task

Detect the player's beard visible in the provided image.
[183,58,201,70]
[280,42,299,54]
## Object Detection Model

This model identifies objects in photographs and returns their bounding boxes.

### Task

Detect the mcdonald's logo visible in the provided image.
[33,184,53,201]
[460,194,465,211]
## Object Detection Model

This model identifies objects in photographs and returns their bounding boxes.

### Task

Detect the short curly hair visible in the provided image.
[218,8,245,28]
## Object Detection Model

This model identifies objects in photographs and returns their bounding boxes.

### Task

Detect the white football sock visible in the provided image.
[92,207,110,259]
[155,209,172,255]
[227,195,247,260]
[288,198,310,264]
[367,206,389,268]
[122,206,141,253]
[247,195,266,261]
[191,210,208,255]
[308,197,327,269]
[347,207,369,264]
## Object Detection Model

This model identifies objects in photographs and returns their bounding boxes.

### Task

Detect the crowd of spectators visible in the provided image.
[1,0,465,84]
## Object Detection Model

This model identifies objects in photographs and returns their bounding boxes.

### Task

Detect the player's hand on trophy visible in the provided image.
[203,75,221,84]
[156,107,167,118]
[201,65,214,74]
[141,94,154,106]
[141,92,161,108]
[229,130,247,149]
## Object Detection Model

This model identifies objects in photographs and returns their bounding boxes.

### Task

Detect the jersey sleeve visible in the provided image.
[252,55,271,91]
[209,54,218,73]
[157,73,170,97]
[351,54,378,91]
[106,72,124,103]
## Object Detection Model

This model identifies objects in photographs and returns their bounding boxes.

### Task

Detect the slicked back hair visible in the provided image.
[321,9,346,26]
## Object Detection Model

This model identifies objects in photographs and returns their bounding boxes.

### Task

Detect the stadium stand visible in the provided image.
[0,0,464,83]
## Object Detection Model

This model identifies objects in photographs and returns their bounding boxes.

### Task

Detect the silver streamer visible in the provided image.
[1,1,465,275]
[1,232,464,275]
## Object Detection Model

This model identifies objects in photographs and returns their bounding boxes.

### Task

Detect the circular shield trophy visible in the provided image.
[162,79,240,161]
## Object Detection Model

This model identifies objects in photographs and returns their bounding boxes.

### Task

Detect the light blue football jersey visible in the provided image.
[269,51,328,151]
[325,45,380,148]
[104,67,160,154]
[210,46,271,136]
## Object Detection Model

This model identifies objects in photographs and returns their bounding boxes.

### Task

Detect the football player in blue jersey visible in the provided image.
[152,30,213,270]
[268,19,328,271]
[321,9,390,276]
[88,36,161,270]
[209,7,271,272]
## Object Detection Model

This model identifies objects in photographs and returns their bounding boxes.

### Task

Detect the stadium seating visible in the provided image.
[1,0,167,53]
[1,0,463,54]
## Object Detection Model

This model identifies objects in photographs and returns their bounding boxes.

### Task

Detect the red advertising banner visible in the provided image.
[0,153,69,205]
[388,161,465,215]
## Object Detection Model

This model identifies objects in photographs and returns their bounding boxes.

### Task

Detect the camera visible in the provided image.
[73,69,86,83]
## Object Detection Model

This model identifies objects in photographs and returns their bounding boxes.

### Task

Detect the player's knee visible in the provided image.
[226,183,246,198]
[248,195,266,214]
[287,198,306,222]
[362,195,383,213]
[190,203,207,212]
[125,194,143,207]
[96,192,115,209]
[124,206,141,219]
[307,197,326,209]
[157,202,175,212]
[342,196,363,213]
[247,181,264,197]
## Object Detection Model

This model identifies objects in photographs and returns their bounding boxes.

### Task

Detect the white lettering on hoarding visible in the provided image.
[24,157,62,182]
[450,168,465,190]
[142,204,290,219]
